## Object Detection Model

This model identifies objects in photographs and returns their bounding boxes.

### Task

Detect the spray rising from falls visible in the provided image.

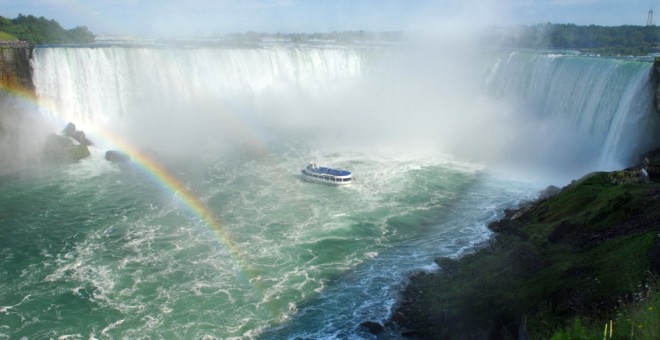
[5,45,656,338]
[483,52,656,179]
[30,47,657,181]
[31,47,373,157]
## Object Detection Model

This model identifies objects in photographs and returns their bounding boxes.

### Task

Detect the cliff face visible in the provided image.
[0,46,43,174]
[392,170,660,339]
[0,46,34,92]
[0,47,92,173]
[389,58,660,339]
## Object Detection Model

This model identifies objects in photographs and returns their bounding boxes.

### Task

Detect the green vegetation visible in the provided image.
[0,31,18,40]
[394,166,660,338]
[260,30,404,43]
[484,24,660,56]
[0,14,94,45]
[227,25,658,55]
[551,277,660,339]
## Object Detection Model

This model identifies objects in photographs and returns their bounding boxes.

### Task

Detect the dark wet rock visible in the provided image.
[548,220,579,243]
[510,207,529,221]
[389,311,406,325]
[105,150,130,163]
[538,185,561,200]
[41,122,92,162]
[42,133,90,162]
[646,165,660,182]
[488,218,517,234]
[392,171,660,339]
[649,234,660,275]
[62,122,76,136]
[62,122,92,146]
[640,148,660,166]
[359,321,384,334]
[0,46,33,91]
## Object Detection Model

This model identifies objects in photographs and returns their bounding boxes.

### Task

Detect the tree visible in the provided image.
[0,14,94,45]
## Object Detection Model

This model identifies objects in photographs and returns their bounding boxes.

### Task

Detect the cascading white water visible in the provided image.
[3,45,656,338]
[485,51,655,171]
[31,47,366,123]
[31,47,387,158]
[31,47,657,180]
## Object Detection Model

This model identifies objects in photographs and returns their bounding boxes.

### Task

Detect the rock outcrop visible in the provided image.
[41,123,92,163]
[537,185,561,200]
[42,133,90,162]
[105,150,130,163]
[62,122,92,146]
[359,321,384,335]
[0,46,36,173]
[392,170,660,339]
[0,46,33,92]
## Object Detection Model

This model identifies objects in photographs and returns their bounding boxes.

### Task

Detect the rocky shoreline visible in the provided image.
[382,152,660,339]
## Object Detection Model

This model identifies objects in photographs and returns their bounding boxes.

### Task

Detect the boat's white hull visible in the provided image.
[301,173,352,186]
[301,163,352,186]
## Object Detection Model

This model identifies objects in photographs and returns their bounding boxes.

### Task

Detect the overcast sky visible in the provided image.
[1,0,658,36]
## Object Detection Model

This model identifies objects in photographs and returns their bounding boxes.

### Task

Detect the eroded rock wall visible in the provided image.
[0,46,34,92]
[0,46,44,173]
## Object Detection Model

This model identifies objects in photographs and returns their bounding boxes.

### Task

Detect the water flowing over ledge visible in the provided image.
[0,45,659,338]
[29,47,659,175]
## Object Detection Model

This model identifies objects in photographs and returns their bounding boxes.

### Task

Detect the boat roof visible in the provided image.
[307,165,352,177]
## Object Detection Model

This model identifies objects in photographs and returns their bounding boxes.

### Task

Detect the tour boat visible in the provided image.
[301,162,353,186]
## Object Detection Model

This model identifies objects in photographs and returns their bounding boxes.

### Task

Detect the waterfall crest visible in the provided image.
[30,47,658,180]
[485,52,656,170]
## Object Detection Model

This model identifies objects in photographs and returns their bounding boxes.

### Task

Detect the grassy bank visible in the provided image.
[0,31,18,40]
[392,161,660,339]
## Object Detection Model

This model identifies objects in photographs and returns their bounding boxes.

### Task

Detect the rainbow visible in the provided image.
[14,46,276,276]
[0,83,260,283]
[95,129,256,274]
[2,45,299,322]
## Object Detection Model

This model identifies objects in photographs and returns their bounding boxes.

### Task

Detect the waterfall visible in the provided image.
[31,47,369,124]
[8,45,660,338]
[29,46,658,180]
[484,51,656,170]
[30,46,381,156]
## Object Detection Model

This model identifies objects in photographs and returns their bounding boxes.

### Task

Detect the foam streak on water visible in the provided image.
[3,46,656,338]
[0,147,537,338]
